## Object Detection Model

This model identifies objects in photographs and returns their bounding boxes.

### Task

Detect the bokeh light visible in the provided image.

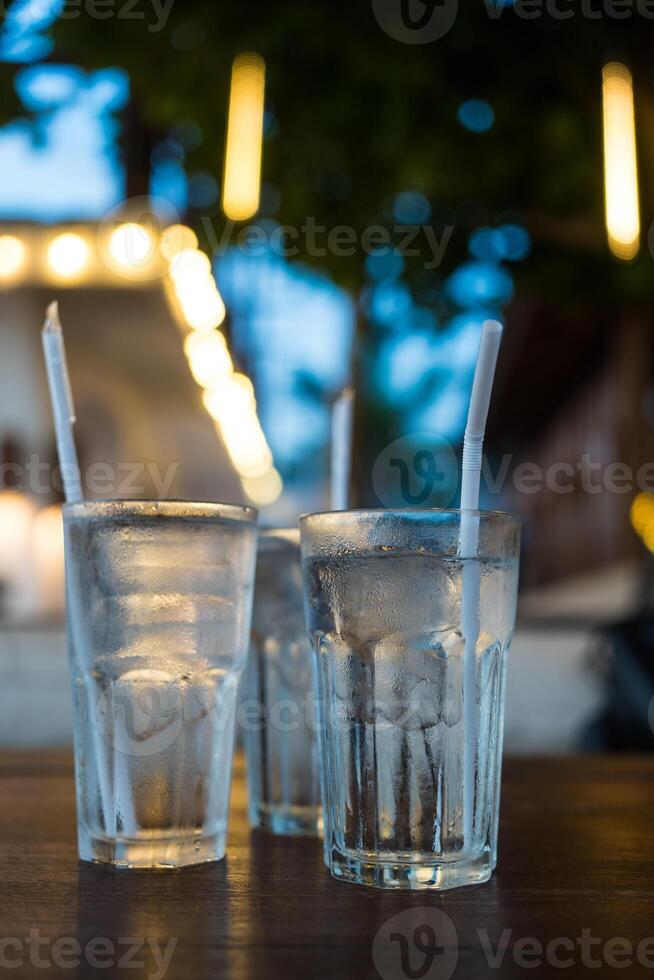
[47,232,90,280]
[446,260,513,308]
[241,467,283,505]
[393,190,431,225]
[469,224,531,263]
[630,493,654,545]
[169,247,212,284]
[184,330,233,388]
[0,234,27,281]
[222,53,266,221]
[203,373,255,423]
[457,98,495,133]
[108,223,156,272]
[602,62,640,261]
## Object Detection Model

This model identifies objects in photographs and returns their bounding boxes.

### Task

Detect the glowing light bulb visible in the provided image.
[602,62,640,261]
[184,331,233,387]
[220,411,273,476]
[109,223,156,270]
[229,439,274,477]
[179,284,226,331]
[169,248,212,284]
[0,235,26,282]
[241,467,283,505]
[203,372,256,422]
[47,233,90,281]
[222,53,266,221]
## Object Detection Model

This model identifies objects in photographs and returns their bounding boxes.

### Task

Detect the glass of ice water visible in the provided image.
[300,508,520,891]
[242,529,322,836]
[63,500,257,869]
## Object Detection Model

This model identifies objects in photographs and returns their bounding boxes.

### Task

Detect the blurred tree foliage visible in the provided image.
[4,0,654,300]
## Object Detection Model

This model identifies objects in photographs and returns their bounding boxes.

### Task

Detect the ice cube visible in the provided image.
[317,631,376,724]
[313,628,463,731]
[310,554,461,650]
[373,629,464,731]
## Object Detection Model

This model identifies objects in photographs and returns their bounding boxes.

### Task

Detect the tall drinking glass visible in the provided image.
[243,529,322,835]
[300,509,520,891]
[64,500,257,869]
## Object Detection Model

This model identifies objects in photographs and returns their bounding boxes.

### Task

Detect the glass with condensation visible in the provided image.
[301,509,520,890]
[243,529,322,836]
[64,500,257,869]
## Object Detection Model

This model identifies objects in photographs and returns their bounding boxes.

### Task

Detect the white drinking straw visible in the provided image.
[330,387,354,511]
[41,302,83,504]
[459,319,503,852]
[42,303,124,834]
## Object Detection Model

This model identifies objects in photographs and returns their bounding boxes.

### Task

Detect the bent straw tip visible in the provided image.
[44,301,61,331]
[336,386,355,404]
[482,318,503,337]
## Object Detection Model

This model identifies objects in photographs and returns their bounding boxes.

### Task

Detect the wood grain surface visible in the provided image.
[1,752,654,979]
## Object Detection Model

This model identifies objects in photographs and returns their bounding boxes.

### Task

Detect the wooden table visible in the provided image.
[2,753,654,979]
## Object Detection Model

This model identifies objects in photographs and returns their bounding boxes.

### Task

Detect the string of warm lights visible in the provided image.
[0,226,164,285]
[0,220,282,506]
[213,52,282,503]
[163,224,282,507]
[0,230,93,283]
